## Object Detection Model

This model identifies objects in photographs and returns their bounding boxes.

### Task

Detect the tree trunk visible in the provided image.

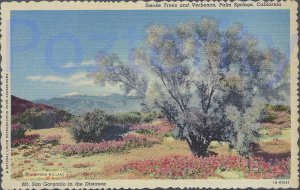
[186,133,211,157]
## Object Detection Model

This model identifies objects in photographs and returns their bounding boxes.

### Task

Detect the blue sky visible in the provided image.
[11,10,290,100]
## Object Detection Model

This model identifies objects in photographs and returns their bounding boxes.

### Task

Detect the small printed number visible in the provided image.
[273,181,290,185]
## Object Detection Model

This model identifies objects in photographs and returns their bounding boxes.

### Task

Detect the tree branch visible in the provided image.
[159,75,186,114]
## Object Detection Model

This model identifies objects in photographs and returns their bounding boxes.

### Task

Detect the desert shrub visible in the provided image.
[108,155,290,179]
[12,108,56,129]
[11,123,26,140]
[69,109,111,143]
[264,112,277,123]
[42,135,61,145]
[112,112,142,125]
[111,111,162,125]
[12,108,73,129]
[55,134,160,156]
[54,121,72,128]
[54,109,73,122]
[131,125,156,136]
[141,112,163,123]
[271,104,290,113]
[261,107,277,123]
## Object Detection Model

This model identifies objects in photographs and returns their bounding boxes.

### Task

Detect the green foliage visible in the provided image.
[112,111,162,125]
[12,108,72,129]
[54,109,73,122]
[11,123,26,140]
[260,104,291,124]
[54,121,72,128]
[141,112,163,123]
[12,108,56,129]
[112,112,142,125]
[225,101,262,156]
[262,112,277,123]
[69,109,111,143]
[261,104,291,123]
[270,104,290,113]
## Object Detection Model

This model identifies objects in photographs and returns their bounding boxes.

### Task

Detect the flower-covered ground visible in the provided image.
[107,155,289,179]
[11,109,291,180]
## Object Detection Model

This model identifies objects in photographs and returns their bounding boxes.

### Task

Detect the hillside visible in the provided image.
[34,94,143,115]
[11,95,56,115]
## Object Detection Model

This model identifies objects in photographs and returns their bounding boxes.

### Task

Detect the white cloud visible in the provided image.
[26,75,65,83]
[72,80,95,87]
[26,76,42,81]
[61,92,85,97]
[41,75,66,83]
[60,60,96,69]
[26,72,96,87]
[69,72,87,80]
[80,60,96,66]
[61,62,78,68]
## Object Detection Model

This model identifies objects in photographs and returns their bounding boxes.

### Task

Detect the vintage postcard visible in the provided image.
[1,0,299,189]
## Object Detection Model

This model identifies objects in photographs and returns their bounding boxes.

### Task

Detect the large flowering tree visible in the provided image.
[91,17,289,156]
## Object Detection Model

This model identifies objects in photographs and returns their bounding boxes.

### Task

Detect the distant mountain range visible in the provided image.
[34,93,143,115]
[12,95,56,116]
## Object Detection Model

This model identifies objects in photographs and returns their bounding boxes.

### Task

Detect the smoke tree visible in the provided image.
[91,17,289,156]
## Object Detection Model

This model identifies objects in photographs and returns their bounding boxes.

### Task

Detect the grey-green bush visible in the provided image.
[54,109,73,122]
[112,111,162,125]
[69,109,111,142]
[112,112,142,125]
[271,104,290,113]
[11,123,26,140]
[12,108,56,129]
[12,108,72,129]
[141,112,162,123]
